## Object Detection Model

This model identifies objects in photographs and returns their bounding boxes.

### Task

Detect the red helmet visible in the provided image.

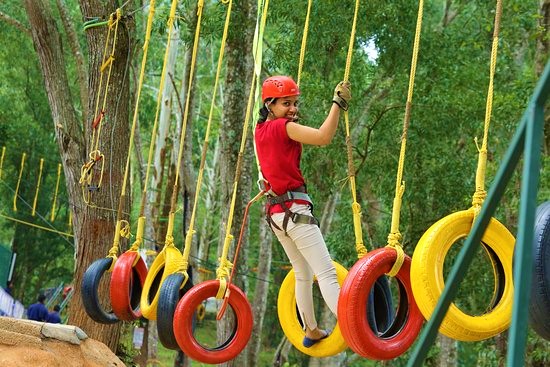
[261,76,300,101]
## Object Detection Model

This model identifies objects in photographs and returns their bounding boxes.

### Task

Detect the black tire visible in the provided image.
[157,269,194,350]
[529,201,550,340]
[81,257,118,324]
[367,276,395,335]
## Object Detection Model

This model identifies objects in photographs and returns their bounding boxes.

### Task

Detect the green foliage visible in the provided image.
[0,0,548,364]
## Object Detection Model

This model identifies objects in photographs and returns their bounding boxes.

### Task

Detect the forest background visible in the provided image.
[0,0,548,366]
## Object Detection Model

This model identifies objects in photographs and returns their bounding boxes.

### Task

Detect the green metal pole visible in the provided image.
[507,103,544,366]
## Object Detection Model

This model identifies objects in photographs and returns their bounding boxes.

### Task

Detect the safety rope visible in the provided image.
[472,0,503,214]
[31,158,44,217]
[0,146,5,179]
[79,9,122,204]
[104,0,157,265]
[383,0,424,277]
[296,0,312,86]
[13,152,26,212]
[158,0,205,278]
[180,0,233,280]
[340,0,368,259]
[127,0,179,258]
[216,0,270,299]
[50,164,62,222]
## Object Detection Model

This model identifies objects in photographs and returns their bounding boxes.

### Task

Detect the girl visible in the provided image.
[254,75,351,347]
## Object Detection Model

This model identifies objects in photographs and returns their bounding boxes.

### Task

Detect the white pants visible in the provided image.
[271,203,340,330]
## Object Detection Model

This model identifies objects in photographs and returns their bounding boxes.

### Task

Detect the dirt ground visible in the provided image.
[0,316,126,367]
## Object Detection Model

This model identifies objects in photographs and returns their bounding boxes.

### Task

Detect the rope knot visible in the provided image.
[351,202,362,215]
[216,258,233,280]
[472,190,487,209]
[119,220,131,239]
[356,244,368,259]
[165,234,175,247]
[387,231,402,247]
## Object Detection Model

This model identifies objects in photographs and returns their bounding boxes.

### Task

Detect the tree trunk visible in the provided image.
[217,1,256,365]
[23,0,133,351]
[247,215,273,367]
[437,334,457,367]
[197,135,221,281]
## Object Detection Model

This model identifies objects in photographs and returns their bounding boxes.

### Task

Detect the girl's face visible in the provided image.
[268,96,299,121]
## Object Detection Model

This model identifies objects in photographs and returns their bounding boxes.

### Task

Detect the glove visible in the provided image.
[332,81,351,111]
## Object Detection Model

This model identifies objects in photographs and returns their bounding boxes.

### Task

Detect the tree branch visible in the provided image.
[0,11,31,36]
[55,0,89,127]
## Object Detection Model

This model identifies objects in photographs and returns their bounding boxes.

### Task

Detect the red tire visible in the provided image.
[173,280,253,364]
[338,248,424,359]
[110,251,148,321]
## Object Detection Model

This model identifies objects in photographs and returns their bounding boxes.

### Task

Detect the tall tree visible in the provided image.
[22,0,132,350]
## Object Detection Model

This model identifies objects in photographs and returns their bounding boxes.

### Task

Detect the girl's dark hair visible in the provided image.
[257,98,276,123]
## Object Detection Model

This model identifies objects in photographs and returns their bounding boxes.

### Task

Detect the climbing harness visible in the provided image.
[265,185,319,235]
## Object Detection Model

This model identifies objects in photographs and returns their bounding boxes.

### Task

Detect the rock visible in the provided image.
[0,316,126,367]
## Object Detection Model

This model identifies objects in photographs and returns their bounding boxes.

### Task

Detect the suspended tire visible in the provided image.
[157,270,194,350]
[173,280,253,364]
[410,209,515,341]
[277,261,348,357]
[529,201,550,340]
[140,246,184,320]
[81,257,118,324]
[338,248,423,359]
[110,251,148,321]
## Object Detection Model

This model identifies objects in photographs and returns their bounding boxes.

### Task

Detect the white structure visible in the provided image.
[0,286,24,318]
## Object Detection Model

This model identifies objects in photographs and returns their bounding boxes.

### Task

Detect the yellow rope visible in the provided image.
[80,9,122,204]
[92,9,122,153]
[50,164,62,222]
[385,0,424,277]
[31,158,44,217]
[13,152,26,212]
[182,0,233,275]
[472,0,502,214]
[340,0,367,259]
[217,0,269,298]
[163,0,205,258]
[296,0,312,86]
[141,0,179,217]
[0,213,73,237]
[106,0,158,263]
[0,146,5,179]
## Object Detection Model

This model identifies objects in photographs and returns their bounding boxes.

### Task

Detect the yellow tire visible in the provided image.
[140,246,183,320]
[410,209,515,341]
[277,261,348,357]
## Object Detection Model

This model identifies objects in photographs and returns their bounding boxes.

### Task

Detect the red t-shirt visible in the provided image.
[255,118,309,214]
